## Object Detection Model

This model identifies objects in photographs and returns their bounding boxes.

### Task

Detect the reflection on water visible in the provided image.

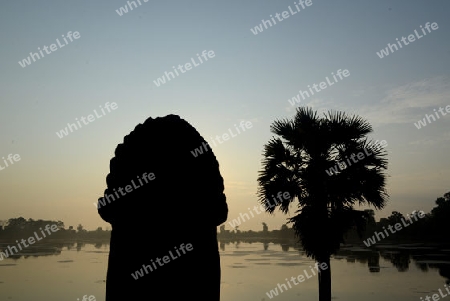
[0,240,449,301]
[219,240,450,279]
[219,240,450,301]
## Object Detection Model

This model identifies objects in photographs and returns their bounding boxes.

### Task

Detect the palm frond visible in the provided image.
[258,106,389,258]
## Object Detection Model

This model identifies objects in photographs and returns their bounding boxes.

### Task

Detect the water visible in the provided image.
[0,240,449,301]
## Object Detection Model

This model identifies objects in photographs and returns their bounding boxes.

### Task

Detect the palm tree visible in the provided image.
[257,107,388,301]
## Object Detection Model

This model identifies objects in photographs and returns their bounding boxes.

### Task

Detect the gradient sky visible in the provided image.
[1,0,449,231]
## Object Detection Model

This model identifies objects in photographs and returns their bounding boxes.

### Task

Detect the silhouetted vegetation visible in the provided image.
[0,217,111,242]
[218,223,297,243]
[256,107,389,301]
[1,193,446,262]
[2,191,448,247]
[344,191,450,245]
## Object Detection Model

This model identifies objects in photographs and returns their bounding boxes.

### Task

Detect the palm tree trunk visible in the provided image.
[318,257,331,301]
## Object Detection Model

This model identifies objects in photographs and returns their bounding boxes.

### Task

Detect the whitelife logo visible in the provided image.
[250,0,313,35]
[115,0,149,16]
[362,211,425,247]
[0,154,21,172]
[94,172,156,209]
[76,295,96,301]
[414,105,450,129]
[56,102,118,139]
[116,0,149,17]
[265,263,328,299]
[287,69,350,106]
[153,50,215,87]
[227,191,290,228]
[131,243,193,280]
[190,120,253,157]
[376,22,439,59]
[0,224,59,260]
[325,140,388,176]
[18,31,80,68]
[419,284,450,301]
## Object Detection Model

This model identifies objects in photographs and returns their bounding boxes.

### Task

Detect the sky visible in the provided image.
[0,0,449,231]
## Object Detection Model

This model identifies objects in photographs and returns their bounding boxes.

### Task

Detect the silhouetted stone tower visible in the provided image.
[98,114,228,300]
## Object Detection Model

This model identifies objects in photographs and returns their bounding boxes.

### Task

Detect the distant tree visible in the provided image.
[0,220,6,230]
[279,224,295,239]
[262,222,268,233]
[5,217,27,230]
[258,107,388,301]
[364,209,376,234]
[432,192,450,217]
[364,209,375,223]
[387,211,404,224]
[378,217,389,227]
[430,191,450,240]
[56,220,65,230]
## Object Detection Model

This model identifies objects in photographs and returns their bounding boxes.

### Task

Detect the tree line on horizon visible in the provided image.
[350,191,450,244]
[216,191,450,244]
[0,217,110,241]
[1,190,448,244]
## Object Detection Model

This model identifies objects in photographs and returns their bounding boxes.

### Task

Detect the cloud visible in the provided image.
[358,76,450,125]
[409,131,450,146]
[281,76,450,144]
[284,98,343,115]
[225,181,256,195]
